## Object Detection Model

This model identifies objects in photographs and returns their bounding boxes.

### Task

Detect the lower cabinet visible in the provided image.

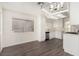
[63,34,79,56]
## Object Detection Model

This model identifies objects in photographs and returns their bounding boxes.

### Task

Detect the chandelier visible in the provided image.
[38,2,64,12]
[38,2,69,19]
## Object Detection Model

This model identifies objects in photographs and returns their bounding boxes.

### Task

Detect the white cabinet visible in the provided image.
[49,31,62,39]
[49,32,55,39]
[55,31,62,39]
[63,34,79,56]
[70,2,79,25]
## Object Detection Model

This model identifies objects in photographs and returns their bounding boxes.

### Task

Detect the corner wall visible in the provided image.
[35,14,46,42]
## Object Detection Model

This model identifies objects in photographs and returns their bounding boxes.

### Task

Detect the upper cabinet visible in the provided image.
[70,2,79,25]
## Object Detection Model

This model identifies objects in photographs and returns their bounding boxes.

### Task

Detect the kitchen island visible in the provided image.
[63,32,79,56]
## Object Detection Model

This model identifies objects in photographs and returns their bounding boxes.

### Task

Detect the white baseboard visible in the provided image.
[3,40,37,48]
[64,49,76,56]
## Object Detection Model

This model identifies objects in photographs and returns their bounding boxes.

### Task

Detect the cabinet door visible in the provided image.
[70,2,79,25]
[63,34,72,50]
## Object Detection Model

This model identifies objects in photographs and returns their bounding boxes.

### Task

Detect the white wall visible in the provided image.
[1,2,46,48]
[0,2,49,48]
[2,9,37,47]
[70,2,79,25]
[0,9,1,52]
[0,6,3,52]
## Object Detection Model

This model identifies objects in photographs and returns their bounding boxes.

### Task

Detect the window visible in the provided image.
[12,18,34,32]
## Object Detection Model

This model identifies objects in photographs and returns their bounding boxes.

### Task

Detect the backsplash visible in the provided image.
[71,25,79,32]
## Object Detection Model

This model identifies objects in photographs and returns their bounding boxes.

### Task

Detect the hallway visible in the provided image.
[0,39,72,56]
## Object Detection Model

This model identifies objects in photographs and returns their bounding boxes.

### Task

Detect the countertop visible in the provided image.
[65,32,79,34]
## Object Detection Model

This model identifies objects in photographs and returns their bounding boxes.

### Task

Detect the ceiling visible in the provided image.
[0,2,69,19]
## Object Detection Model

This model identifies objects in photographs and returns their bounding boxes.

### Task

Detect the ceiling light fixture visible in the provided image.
[38,2,68,19]
[38,2,65,12]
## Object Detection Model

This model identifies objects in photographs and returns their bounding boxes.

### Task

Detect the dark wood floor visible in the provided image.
[0,38,72,56]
